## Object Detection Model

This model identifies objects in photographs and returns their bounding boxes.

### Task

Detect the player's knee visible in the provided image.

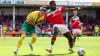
[54,27,58,31]
[32,33,37,37]
[32,39,36,43]
[31,34,37,41]
[21,33,26,37]
[53,30,59,36]
[32,37,36,41]
[31,37,36,44]
[53,32,58,36]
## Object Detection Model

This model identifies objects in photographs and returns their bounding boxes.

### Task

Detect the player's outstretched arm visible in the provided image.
[67,6,85,12]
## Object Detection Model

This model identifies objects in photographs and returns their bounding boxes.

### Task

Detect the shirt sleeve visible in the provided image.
[60,7,67,12]
[44,14,48,19]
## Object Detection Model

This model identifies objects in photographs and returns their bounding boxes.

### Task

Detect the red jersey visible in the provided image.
[46,7,66,25]
[70,16,81,29]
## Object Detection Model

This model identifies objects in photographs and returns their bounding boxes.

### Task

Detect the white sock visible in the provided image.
[29,42,32,45]
[49,45,53,50]
[15,48,19,52]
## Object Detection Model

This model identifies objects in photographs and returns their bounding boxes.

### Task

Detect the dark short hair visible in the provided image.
[49,1,55,5]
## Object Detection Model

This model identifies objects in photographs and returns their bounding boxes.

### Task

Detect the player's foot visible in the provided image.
[68,48,74,54]
[46,49,52,53]
[13,51,17,55]
[29,43,33,51]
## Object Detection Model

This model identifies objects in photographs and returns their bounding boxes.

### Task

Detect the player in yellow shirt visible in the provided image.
[94,25,99,36]
[2,25,7,39]
[14,7,46,55]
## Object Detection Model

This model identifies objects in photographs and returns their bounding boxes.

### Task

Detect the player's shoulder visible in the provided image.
[76,16,79,18]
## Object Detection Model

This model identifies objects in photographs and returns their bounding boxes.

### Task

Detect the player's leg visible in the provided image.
[17,32,26,49]
[72,29,77,46]
[95,32,97,36]
[14,21,28,55]
[28,26,37,51]
[94,32,96,36]
[94,32,98,36]
[14,31,26,55]
[46,27,59,53]
[59,25,74,53]
[96,32,98,36]
[30,34,37,44]
[77,29,82,40]
[3,32,6,40]
[63,32,74,53]
[73,29,82,46]
[29,33,37,51]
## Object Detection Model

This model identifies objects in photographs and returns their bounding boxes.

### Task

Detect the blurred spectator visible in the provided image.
[94,25,99,36]
[0,14,100,36]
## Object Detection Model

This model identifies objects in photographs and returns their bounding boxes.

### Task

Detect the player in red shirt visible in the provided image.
[45,1,85,53]
[70,10,83,46]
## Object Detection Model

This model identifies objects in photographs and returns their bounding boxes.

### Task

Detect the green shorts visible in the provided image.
[3,32,6,35]
[21,21,36,35]
[95,32,98,35]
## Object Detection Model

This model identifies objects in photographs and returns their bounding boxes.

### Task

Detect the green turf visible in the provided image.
[0,36,100,56]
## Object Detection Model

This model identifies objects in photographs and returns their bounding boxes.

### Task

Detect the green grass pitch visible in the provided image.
[0,36,100,56]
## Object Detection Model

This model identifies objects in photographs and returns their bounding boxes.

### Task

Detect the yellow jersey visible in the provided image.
[95,27,99,32]
[27,11,44,24]
[3,26,7,32]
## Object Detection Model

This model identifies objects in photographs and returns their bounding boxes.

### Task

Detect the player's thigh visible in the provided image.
[76,29,82,35]
[3,32,6,35]
[21,21,29,33]
[58,25,69,34]
[97,32,98,35]
[72,29,77,35]
[95,32,98,35]
[94,32,96,35]
[29,26,36,36]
